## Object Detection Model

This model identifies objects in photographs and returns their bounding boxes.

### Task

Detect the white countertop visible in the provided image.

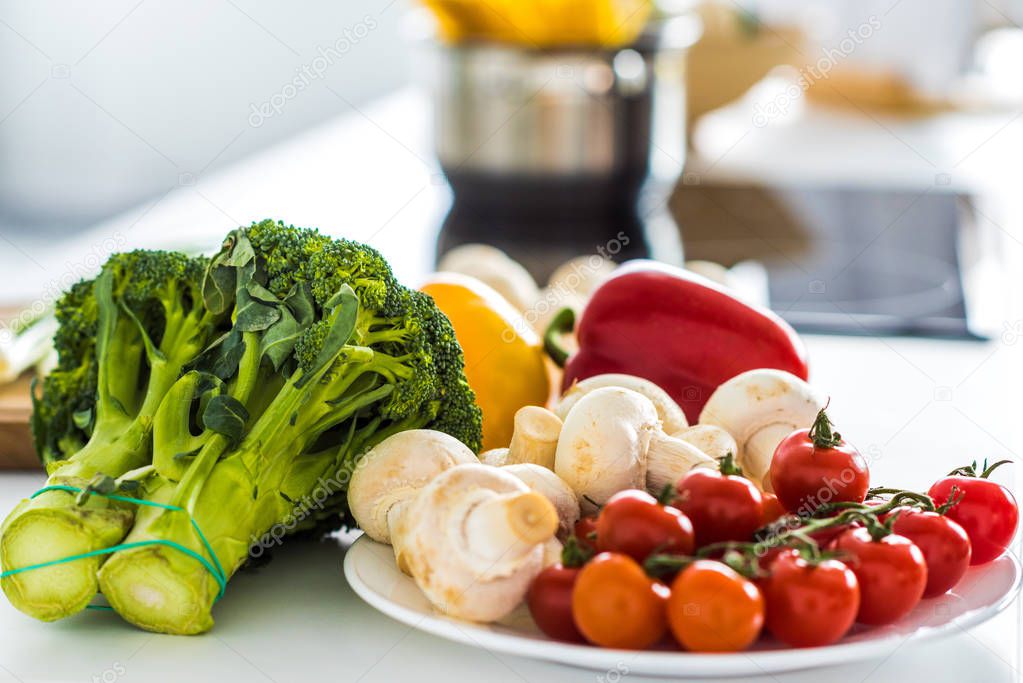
[0,89,1021,682]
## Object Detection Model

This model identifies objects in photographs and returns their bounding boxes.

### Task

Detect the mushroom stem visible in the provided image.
[388,501,415,575]
[743,423,795,491]
[464,491,558,573]
[646,433,716,494]
[506,406,562,469]
[501,463,580,538]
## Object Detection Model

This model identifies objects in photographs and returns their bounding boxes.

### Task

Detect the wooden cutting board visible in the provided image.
[0,374,38,469]
[0,305,42,469]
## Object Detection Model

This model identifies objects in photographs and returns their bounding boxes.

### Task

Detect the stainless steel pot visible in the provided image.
[431,15,700,182]
[428,15,701,278]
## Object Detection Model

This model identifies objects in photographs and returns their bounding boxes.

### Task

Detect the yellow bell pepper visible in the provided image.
[420,273,550,451]
[421,0,651,48]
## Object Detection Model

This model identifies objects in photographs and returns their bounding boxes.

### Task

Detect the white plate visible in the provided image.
[344,535,1022,678]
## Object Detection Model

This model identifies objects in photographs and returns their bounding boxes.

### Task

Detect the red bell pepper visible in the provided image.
[546,261,809,424]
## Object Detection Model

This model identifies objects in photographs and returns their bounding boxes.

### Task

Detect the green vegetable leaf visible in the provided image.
[260,307,302,371]
[202,395,250,444]
[246,277,281,306]
[235,261,281,332]
[296,284,359,387]
[285,284,315,327]
[222,234,255,267]
[202,264,235,315]
[211,331,246,381]
[72,408,94,431]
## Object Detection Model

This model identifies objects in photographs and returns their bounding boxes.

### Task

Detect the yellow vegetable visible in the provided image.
[421,273,551,451]
[421,0,651,48]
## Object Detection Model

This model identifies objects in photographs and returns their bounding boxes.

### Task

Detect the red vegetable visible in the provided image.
[928,461,1018,566]
[886,507,971,597]
[596,490,694,563]
[572,552,669,649]
[762,549,860,647]
[547,262,809,423]
[527,564,585,642]
[667,560,764,652]
[573,516,599,554]
[770,409,869,514]
[760,492,787,526]
[833,527,927,625]
[675,457,764,547]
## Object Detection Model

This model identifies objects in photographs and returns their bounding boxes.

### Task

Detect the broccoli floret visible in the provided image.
[32,250,228,471]
[33,279,100,461]
[91,222,483,634]
[246,219,395,311]
[216,220,481,454]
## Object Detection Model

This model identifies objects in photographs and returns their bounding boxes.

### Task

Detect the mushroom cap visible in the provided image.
[672,424,739,462]
[699,369,825,485]
[547,255,616,297]
[699,369,825,444]
[347,430,477,544]
[402,463,554,622]
[555,386,659,513]
[437,244,539,313]
[554,374,688,434]
[502,463,581,538]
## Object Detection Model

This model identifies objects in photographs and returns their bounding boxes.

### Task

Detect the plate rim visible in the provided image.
[343,535,1022,677]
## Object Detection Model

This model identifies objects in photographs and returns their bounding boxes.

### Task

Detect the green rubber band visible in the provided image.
[0,485,227,602]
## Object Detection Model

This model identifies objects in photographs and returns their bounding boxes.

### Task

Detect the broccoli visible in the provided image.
[1,250,230,622]
[94,221,482,634]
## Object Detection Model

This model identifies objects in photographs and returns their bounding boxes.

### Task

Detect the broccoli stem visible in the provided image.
[0,286,220,622]
[95,346,420,634]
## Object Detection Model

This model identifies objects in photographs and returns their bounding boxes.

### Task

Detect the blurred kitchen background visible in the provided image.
[2,0,1023,335]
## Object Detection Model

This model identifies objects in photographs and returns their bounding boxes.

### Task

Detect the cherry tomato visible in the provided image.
[596,490,694,563]
[761,492,787,527]
[675,465,764,547]
[573,516,599,553]
[770,410,869,514]
[572,552,669,649]
[833,527,927,625]
[885,508,971,597]
[929,471,1018,566]
[667,560,764,652]
[527,564,585,642]
[762,549,859,647]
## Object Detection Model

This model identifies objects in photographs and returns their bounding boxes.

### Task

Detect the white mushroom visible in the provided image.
[684,260,732,287]
[541,538,564,568]
[547,256,617,298]
[699,369,826,490]
[347,430,477,573]
[502,463,580,538]
[554,374,689,434]
[401,463,558,622]
[479,448,510,467]
[505,406,562,469]
[672,424,739,463]
[554,387,714,514]
[438,244,540,314]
